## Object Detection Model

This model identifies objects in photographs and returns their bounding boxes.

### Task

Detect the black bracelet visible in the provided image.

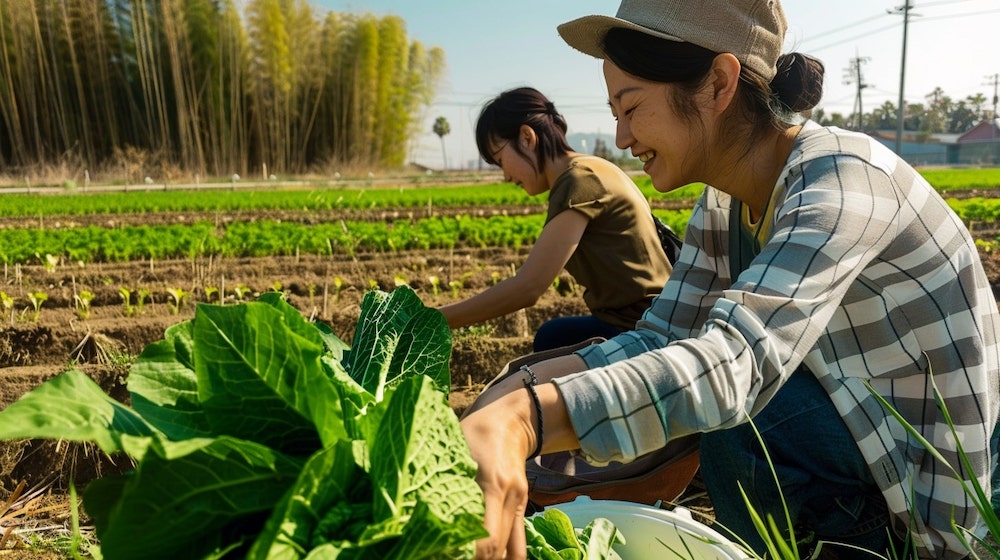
[521,364,543,460]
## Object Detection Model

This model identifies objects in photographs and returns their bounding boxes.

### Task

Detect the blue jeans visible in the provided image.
[700,366,898,557]
[992,418,999,514]
[532,315,625,352]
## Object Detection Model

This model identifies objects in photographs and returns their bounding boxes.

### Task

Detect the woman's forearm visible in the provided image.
[438,274,548,328]
[462,354,588,418]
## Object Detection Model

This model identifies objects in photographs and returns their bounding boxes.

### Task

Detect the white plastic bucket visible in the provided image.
[546,496,750,560]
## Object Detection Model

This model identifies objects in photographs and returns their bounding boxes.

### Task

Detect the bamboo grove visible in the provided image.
[0,0,446,176]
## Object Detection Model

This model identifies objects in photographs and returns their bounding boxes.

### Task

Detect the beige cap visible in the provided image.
[557,0,787,81]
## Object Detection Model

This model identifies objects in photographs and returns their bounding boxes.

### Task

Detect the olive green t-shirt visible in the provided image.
[546,156,673,329]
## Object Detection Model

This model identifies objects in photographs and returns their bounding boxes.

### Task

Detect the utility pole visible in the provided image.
[987,73,999,121]
[844,51,871,130]
[889,1,917,156]
[987,73,998,151]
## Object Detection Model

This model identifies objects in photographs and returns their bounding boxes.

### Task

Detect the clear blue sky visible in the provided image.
[312,0,1000,169]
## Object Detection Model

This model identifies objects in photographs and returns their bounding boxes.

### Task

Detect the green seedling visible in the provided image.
[39,253,59,273]
[136,288,150,315]
[166,288,188,315]
[307,283,316,307]
[233,284,250,302]
[333,276,344,302]
[74,290,94,320]
[0,291,15,325]
[119,287,135,317]
[204,286,219,304]
[27,291,47,322]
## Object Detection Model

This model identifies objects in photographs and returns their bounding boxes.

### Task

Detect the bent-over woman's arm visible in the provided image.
[438,209,588,328]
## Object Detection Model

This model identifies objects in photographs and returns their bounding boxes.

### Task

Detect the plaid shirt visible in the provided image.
[556,122,1000,559]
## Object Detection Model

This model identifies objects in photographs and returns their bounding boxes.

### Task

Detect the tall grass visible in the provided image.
[728,374,998,560]
[867,375,999,558]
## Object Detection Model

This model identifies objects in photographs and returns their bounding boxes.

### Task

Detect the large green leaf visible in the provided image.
[254,294,354,448]
[128,320,213,440]
[0,369,156,456]
[246,439,364,560]
[342,500,485,560]
[314,318,351,362]
[344,287,451,399]
[194,300,346,453]
[525,508,625,560]
[283,376,487,560]
[362,375,486,550]
[324,355,380,444]
[85,435,304,560]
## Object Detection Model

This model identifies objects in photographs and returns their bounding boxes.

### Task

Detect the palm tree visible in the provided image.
[432,115,450,170]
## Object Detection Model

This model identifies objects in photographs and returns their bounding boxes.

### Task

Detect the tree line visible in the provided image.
[815,87,994,138]
[0,0,445,179]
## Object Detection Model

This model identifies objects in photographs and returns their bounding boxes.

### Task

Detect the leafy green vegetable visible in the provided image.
[0,286,486,559]
[524,507,625,560]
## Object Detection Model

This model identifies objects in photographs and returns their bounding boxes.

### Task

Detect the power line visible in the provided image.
[797,5,998,55]
[910,7,1000,22]
[807,22,900,53]
[916,0,981,8]
[796,13,889,44]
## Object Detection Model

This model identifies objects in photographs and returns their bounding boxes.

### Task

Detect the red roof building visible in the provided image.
[957,119,1000,143]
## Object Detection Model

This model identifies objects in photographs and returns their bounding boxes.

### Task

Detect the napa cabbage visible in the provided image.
[0,286,486,559]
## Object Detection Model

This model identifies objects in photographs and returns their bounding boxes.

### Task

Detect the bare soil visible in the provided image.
[0,204,998,557]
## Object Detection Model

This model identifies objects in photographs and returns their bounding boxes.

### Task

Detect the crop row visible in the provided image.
[4,194,998,266]
[0,211,692,266]
[0,184,521,217]
[0,182,696,218]
[915,167,1000,192]
[946,197,1000,224]
[0,183,704,219]
[0,215,555,265]
[2,168,998,219]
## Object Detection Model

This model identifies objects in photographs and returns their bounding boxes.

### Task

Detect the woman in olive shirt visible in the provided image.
[438,87,672,351]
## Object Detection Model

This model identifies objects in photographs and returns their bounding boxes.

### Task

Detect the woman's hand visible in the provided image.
[461,381,579,559]
[461,389,536,559]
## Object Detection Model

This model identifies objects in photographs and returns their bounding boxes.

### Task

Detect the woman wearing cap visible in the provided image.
[438,86,673,352]
[460,1,1000,559]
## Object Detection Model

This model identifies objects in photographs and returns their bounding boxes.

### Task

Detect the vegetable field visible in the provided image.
[0,169,998,557]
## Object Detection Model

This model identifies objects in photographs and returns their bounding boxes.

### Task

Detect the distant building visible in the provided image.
[953,119,1000,165]
[958,118,1000,142]
[868,129,953,166]
[867,119,1000,166]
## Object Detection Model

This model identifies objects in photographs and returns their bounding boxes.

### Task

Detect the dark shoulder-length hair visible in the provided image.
[602,27,824,142]
[475,87,573,172]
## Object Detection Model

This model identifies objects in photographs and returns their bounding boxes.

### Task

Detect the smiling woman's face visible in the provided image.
[603,59,705,193]
[490,133,546,196]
